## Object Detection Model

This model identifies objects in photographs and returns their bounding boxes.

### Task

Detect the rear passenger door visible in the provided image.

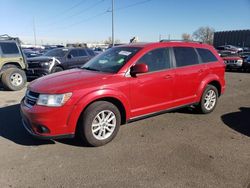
[172,47,208,105]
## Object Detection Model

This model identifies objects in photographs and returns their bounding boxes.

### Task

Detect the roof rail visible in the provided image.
[0,34,22,44]
[159,39,203,44]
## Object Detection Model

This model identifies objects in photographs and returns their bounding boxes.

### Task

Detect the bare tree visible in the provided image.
[181,33,192,41]
[192,26,215,44]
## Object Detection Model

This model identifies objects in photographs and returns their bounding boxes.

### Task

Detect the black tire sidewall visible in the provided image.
[51,66,63,73]
[200,85,218,114]
[80,101,121,147]
[1,68,26,91]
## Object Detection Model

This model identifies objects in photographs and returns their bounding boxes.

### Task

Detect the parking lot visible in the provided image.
[0,72,249,188]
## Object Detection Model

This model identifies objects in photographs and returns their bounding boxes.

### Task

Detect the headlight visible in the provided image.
[40,61,52,67]
[37,93,72,107]
[237,60,243,65]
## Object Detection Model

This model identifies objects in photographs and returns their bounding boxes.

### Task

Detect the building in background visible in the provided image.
[213,29,250,48]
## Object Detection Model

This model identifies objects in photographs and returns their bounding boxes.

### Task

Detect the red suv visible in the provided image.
[20,41,226,146]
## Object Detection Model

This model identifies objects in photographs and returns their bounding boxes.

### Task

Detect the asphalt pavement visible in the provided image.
[0,72,249,188]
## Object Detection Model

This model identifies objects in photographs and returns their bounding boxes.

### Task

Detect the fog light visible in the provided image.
[36,125,50,134]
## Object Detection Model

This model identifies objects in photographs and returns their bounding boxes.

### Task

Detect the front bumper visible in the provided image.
[20,99,75,139]
[226,64,242,69]
[26,68,50,78]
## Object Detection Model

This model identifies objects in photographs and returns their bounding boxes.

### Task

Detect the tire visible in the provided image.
[197,85,218,114]
[78,101,121,147]
[51,66,63,73]
[1,68,27,91]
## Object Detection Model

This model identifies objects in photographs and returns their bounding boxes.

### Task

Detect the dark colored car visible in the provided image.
[26,47,95,79]
[241,52,250,71]
[23,49,43,58]
[21,41,225,146]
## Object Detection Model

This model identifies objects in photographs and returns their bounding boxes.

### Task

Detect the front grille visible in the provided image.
[24,90,39,108]
[28,62,41,68]
[225,60,237,64]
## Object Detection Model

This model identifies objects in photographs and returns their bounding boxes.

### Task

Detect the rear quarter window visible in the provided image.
[0,42,19,54]
[173,47,199,67]
[197,48,218,63]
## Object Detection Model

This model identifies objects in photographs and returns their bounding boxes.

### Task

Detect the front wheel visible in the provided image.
[197,85,218,114]
[1,68,27,91]
[78,101,121,147]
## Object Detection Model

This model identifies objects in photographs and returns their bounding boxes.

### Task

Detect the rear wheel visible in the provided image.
[78,101,121,147]
[1,68,26,91]
[197,85,218,114]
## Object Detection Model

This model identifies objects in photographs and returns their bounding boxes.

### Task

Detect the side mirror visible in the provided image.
[130,63,148,76]
[67,54,73,59]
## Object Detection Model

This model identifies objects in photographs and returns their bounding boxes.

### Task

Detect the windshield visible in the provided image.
[81,47,141,73]
[44,48,68,57]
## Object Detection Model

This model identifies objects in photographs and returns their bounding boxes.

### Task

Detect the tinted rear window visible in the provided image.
[173,47,199,67]
[0,42,19,54]
[197,48,218,63]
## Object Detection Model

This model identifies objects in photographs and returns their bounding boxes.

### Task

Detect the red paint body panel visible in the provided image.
[20,42,226,138]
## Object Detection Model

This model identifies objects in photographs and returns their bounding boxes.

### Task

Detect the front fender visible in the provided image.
[67,89,131,133]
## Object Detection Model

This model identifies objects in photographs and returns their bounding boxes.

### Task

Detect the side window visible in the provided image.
[69,49,78,58]
[137,48,171,72]
[173,47,199,67]
[197,48,218,63]
[78,49,87,57]
[0,42,19,54]
[86,49,95,56]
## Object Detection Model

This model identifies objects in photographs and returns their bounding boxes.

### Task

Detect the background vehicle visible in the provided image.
[216,45,243,53]
[241,52,250,71]
[21,41,225,146]
[0,34,27,91]
[222,56,243,71]
[26,47,95,79]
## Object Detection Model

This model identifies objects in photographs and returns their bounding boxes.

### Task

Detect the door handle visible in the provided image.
[198,69,204,73]
[164,75,173,79]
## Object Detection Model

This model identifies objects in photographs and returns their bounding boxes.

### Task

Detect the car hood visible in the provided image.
[27,56,62,63]
[28,69,112,93]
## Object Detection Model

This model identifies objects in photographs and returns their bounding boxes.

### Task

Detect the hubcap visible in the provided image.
[91,110,116,140]
[10,73,23,86]
[204,89,216,111]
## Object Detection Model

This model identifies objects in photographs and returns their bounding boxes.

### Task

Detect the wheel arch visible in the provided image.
[197,75,223,101]
[67,90,130,134]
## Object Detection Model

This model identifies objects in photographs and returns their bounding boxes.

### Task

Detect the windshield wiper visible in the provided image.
[81,67,101,72]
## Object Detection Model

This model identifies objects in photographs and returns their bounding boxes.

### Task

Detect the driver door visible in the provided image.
[128,48,175,118]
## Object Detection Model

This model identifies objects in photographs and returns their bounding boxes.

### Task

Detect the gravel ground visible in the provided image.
[0,72,249,188]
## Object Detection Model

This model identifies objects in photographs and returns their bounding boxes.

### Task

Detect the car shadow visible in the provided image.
[221,107,250,137]
[0,104,90,147]
[171,106,200,115]
[0,104,54,146]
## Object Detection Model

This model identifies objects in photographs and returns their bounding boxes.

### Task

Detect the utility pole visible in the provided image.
[33,17,37,46]
[112,0,114,47]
